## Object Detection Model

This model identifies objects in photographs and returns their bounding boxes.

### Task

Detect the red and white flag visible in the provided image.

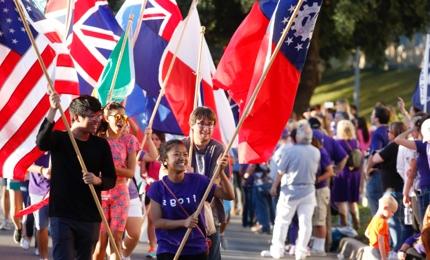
[161,8,236,145]
[0,0,79,181]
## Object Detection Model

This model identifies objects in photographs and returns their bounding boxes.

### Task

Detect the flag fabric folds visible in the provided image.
[0,0,79,180]
[68,0,123,95]
[412,34,430,112]
[161,7,236,144]
[96,29,135,106]
[214,0,322,163]
[116,0,183,134]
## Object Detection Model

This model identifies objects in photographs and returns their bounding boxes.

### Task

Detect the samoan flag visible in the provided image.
[412,34,430,112]
[116,0,183,134]
[68,0,123,95]
[214,0,322,163]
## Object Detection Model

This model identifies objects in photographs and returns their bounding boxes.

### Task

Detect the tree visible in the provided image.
[108,0,430,115]
[294,0,430,115]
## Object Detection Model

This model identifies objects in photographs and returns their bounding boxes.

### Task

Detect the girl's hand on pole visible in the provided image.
[183,215,198,228]
[49,92,60,110]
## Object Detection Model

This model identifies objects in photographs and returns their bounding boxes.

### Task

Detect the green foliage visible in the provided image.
[311,68,419,117]
[320,0,430,67]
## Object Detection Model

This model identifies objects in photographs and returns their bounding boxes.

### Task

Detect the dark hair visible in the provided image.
[189,106,217,125]
[356,117,370,142]
[153,131,166,144]
[373,106,390,124]
[159,139,186,165]
[290,128,297,143]
[389,121,406,137]
[69,95,101,117]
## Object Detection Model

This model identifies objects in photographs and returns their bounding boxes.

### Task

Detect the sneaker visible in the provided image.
[20,238,30,250]
[0,220,11,231]
[13,229,22,244]
[34,248,39,256]
[146,247,156,259]
[288,245,296,255]
[251,224,262,233]
[310,249,327,256]
[260,249,282,259]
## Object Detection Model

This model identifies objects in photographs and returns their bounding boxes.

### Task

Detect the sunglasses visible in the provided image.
[108,113,128,122]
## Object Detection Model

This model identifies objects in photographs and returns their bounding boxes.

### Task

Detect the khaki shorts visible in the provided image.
[312,186,330,226]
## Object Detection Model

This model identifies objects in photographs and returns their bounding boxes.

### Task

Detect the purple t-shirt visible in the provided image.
[147,173,216,255]
[414,141,430,189]
[316,147,332,189]
[29,154,50,196]
[317,130,347,164]
[369,125,389,154]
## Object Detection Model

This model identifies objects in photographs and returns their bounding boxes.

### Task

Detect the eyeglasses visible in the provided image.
[108,113,128,122]
[196,122,214,129]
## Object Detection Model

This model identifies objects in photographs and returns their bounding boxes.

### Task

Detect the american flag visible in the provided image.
[0,0,79,180]
[68,0,123,95]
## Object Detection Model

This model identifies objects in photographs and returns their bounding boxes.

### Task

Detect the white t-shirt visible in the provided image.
[396,145,418,197]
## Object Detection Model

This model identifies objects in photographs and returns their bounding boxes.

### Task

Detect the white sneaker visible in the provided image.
[34,248,39,256]
[0,220,11,230]
[310,249,327,256]
[20,238,30,250]
[288,245,296,255]
[261,249,283,259]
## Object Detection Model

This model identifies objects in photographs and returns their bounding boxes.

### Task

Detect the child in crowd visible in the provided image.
[365,194,399,260]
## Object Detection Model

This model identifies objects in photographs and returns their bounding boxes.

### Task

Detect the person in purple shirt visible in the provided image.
[395,117,430,222]
[366,105,390,215]
[332,120,362,230]
[147,140,234,260]
[310,133,334,255]
[27,153,50,260]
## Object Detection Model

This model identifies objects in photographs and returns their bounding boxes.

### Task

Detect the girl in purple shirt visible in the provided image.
[147,140,234,260]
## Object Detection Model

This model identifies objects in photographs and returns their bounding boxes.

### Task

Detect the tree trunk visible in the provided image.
[293,23,321,117]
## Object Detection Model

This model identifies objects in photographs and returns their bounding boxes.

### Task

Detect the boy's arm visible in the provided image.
[378,234,387,260]
[36,92,60,151]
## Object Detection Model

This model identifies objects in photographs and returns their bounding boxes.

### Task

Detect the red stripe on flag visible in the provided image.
[55,81,80,94]
[57,54,75,67]
[16,196,49,217]
[0,97,51,179]
[81,28,117,41]
[12,146,43,181]
[44,32,63,43]
[0,51,21,88]
[163,52,194,135]
[11,109,72,180]
[70,35,103,81]
[0,47,56,130]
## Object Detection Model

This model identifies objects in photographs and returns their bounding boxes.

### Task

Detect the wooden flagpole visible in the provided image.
[173,0,306,258]
[188,26,206,165]
[132,0,148,44]
[12,0,122,258]
[63,0,72,40]
[106,14,134,104]
[140,0,199,149]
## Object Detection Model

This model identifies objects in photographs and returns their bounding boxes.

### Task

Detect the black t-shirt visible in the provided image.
[36,119,116,222]
[379,142,404,192]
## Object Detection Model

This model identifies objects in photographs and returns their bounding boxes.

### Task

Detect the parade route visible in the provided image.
[0,216,337,259]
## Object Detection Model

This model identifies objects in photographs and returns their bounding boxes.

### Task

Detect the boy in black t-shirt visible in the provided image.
[36,93,116,260]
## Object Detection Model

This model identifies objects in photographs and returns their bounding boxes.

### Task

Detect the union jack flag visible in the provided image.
[68,0,123,95]
[0,0,79,180]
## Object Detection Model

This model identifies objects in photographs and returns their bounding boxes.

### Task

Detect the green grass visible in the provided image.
[310,68,420,118]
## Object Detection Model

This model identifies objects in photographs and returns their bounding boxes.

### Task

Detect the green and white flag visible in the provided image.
[96,29,134,106]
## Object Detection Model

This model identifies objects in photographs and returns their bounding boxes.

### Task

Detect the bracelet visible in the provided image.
[39,166,44,175]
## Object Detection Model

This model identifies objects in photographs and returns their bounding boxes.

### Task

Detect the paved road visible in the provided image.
[0,216,337,259]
